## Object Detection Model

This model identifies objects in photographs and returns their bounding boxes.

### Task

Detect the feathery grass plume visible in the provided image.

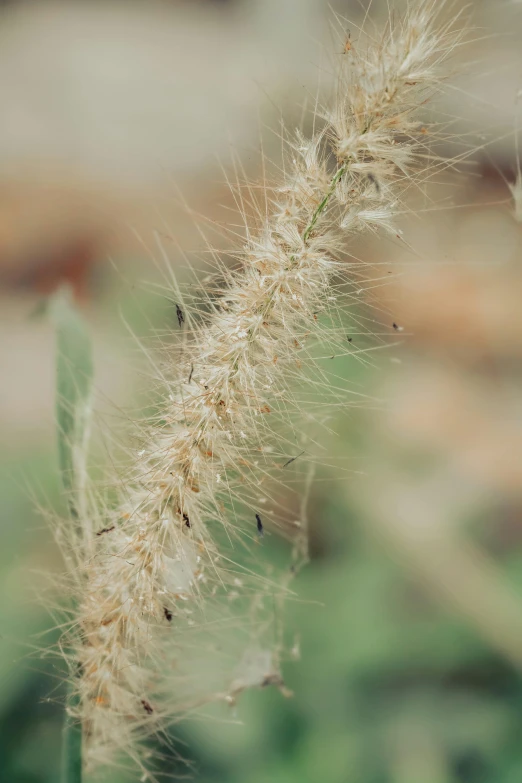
[54,2,466,778]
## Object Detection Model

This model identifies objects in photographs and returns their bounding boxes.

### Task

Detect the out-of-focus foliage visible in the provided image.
[4,275,522,783]
[4,449,522,783]
[2,1,522,782]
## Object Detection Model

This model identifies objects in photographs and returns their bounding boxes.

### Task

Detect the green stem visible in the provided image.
[302,164,346,243]
[230,163,348,373]
[61,684,82,783]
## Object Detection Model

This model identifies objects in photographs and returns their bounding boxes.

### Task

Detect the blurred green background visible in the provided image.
[3,0,522,781]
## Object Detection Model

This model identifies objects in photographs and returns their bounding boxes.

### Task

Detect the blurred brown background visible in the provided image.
[3,1,522,782]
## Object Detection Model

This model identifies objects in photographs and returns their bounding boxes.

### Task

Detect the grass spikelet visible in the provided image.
[51,3,467,778]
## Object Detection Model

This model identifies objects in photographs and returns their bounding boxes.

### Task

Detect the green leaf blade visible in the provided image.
[50,288,94,783]
[50,289,94,519]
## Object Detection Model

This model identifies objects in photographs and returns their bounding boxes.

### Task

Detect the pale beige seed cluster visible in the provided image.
[60,3,463,776]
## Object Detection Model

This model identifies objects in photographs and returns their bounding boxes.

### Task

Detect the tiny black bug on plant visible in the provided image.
[283,450,305,468]
[96,526,115,536]
[256,513,264,537]
[176,304,185,328]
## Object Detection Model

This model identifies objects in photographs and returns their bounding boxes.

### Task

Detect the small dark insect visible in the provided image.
[176,304,185,328]
[183,513,191,528]
[367,172,380,194]
[163,607,173,622]
[261,673,284,688]
[347,336,353,343]
[256,513,264,537]
[283,450,305,468]
[188,363,194,384]
[141,699,154,715]
[392,322,403,331]
[96,526,115,536]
